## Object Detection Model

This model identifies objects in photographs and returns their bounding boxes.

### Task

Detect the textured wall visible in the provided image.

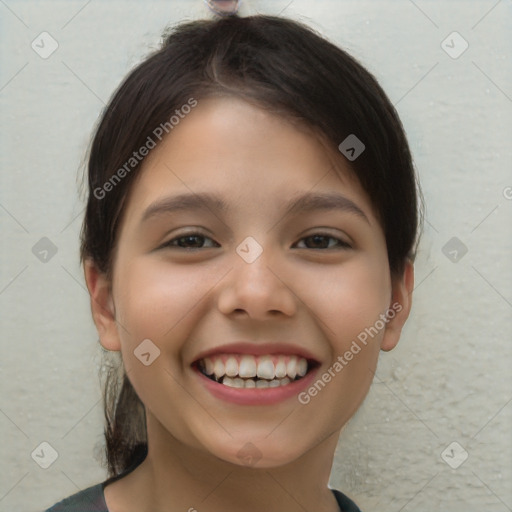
[1,1,511,511]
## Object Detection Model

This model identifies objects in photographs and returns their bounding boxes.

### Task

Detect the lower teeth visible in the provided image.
[197,362,310,389]
[216,375,295,388]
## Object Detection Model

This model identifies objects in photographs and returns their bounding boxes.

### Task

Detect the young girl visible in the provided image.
[45,13,420,512]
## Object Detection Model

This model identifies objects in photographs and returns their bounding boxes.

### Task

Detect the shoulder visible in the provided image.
[331,488,363,512]
[43,482,108,512]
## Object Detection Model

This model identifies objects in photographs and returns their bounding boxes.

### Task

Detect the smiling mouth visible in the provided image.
[194,354,318,389]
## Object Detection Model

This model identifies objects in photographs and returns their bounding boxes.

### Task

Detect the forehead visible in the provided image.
[122,96,376,224]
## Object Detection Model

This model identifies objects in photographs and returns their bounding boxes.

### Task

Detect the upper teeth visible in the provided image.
[200,354,308,381]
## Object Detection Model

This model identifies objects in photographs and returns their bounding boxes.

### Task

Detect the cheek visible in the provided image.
[114,258,209,348]
[301,254,391,344]
[294,258,390,423]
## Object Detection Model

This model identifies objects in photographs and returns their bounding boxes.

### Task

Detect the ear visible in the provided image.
[83,259,121,351]
[380,260,414,352]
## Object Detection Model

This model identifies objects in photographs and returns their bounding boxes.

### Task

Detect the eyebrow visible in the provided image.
[140,191,369,225]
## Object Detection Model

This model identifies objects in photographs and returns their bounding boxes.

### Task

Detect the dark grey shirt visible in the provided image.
[44,482,362,511]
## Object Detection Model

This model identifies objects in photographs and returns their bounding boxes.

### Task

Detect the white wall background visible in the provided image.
[1,1,511,511]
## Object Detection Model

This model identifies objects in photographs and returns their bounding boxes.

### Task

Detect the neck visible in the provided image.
[122,413,341,512]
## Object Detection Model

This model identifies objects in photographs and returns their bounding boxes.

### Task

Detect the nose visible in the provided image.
[217,245,297,321]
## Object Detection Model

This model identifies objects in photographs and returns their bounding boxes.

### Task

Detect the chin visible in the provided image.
[208,438,308,470]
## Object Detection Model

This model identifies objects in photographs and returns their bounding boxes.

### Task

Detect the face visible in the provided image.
[89,96,412,469]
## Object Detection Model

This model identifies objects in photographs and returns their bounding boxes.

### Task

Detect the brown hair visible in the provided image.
[80,14,422,478]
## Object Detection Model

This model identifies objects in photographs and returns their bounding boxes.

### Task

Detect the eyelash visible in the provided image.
[161,232,352,251]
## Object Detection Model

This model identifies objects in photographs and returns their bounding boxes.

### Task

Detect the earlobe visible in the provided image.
[380,261,414,352]
[83,259,121,352]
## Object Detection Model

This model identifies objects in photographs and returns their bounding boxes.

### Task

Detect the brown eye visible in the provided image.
[162,233,219,249]
[295,234,352,250]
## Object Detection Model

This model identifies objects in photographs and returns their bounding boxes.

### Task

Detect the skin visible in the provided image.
[85,96,414,512]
